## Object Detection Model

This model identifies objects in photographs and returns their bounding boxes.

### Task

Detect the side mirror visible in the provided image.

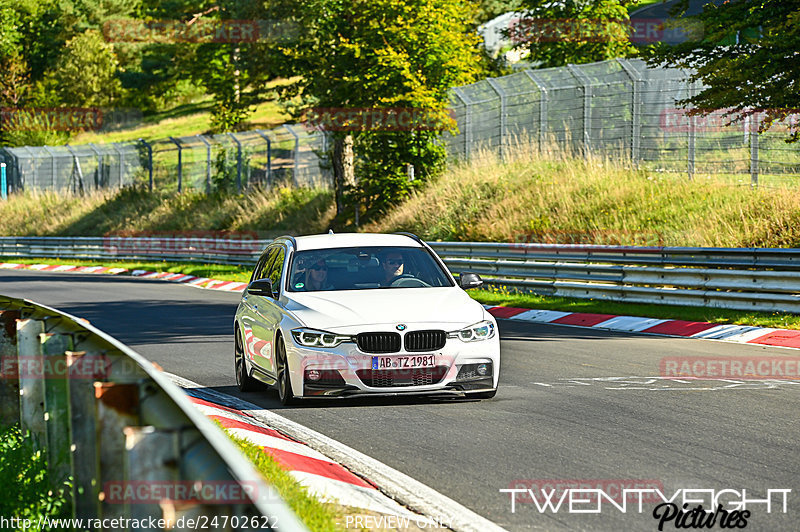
[459,272,483,290]
[247,278,276,298]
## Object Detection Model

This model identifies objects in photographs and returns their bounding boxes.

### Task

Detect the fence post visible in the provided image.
[486,79,506,161]
[17,318,46,452]
[42,332,75,490]
[168,137,182,193]
[685,74,696,180]
[42,145,57,191]
[255,129,272,187]
[524,70,549,154]
[452,88,471,160]
[750,110,759,188]
[88,143,104,189]
[197,135,212,193]
[138,139,153,192]
[567,64,593,158]
[227,132,243,193]
[0,309,21,426]
[112,142,125,188]
[617,59,642,165]
[1,162,6,199]
[283,124,300,186]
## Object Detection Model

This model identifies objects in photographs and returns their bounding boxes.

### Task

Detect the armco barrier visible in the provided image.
[0,294,306,530]
[2,236,800,313]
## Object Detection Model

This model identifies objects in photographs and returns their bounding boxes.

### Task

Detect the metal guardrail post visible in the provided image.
[66,351,101,520]
[1,162,6,199]
[227,132,243,193]
[17,318,47,451]
[256,129,272,187]
[750,110,760,188]
[486,79,506,161]
[284,125,300,186]
[197,135,212,193]
[523,71,548,153]
[0,309,21,425]
[168,137,183,193]
[42,331,74,489]
[138,138,153,192]
[617,59,642,165]
[452,88,472,160]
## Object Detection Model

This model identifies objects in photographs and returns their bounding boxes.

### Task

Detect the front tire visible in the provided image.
[275,337,298,405]
[235,328,260,392]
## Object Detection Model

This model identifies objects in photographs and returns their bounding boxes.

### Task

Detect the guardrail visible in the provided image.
[2,236,800,313]
[0,294,306,530]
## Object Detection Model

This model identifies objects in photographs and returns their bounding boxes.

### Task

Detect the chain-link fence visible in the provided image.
[4,58,799,195]
[0,124,331,194]
[448,58,800,187]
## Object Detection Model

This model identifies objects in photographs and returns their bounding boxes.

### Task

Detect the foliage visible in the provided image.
[512,0,639,67]
[473,0,524,25]
[646,0,800,142]
[51,29,123,107]
[277,0,483,222]
[0,425,71,527]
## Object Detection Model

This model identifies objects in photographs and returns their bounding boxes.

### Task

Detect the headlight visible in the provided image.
[448,320,495,342]
[291,328,351,348]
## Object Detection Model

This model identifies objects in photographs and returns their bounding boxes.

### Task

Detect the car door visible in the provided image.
[244,247,279,373]
[250,245,286,376]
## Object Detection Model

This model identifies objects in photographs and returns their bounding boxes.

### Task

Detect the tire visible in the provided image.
[275,336,298,405]
[471,389,497,400]
[235,328,260,392]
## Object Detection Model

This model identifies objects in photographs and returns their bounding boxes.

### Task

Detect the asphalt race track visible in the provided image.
[3,269,799,531]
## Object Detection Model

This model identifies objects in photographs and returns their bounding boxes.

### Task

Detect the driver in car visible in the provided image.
[380,252,405,286]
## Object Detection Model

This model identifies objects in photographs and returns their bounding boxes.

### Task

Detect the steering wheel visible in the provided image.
[389,274,430,288]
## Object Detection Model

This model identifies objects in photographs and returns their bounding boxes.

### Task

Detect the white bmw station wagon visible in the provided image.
[233,232,500,404]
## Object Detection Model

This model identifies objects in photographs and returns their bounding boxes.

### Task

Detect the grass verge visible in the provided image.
[223,429,346,531]
[0,424,71,530]
[3,256,799,330]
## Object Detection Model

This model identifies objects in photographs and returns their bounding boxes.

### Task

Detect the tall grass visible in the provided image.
[0,185,335,238]
[368,144,800,248]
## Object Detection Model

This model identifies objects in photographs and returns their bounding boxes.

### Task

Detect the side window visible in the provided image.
[268,249,286,295]
[250,251,270,283]
[255,248,278,280]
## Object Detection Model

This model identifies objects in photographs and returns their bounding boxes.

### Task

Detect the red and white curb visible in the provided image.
[484,306,800,350]
[0,262,248,293]
[167,374,507,532]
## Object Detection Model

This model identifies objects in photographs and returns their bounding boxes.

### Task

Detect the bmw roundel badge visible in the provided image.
[396,324,407,331]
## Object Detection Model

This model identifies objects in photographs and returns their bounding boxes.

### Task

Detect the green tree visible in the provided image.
[51,29,123,107]
[277,0,483,222]
[646,0,800,142]
[513,0,638,67]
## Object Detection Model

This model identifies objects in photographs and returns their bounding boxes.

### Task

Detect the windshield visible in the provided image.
[287,246,453,292]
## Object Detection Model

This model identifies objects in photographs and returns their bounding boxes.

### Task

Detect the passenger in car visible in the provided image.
[304,259,335,291]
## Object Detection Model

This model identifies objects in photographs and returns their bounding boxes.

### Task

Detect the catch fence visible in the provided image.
[3,59,799,194]
[447,58,800,187]
[0,124,330,194]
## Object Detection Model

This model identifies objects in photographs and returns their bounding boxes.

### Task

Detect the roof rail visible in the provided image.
[274,234,298,250]
[394,232,424,245]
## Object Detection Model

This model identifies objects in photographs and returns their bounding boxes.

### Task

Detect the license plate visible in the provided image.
[372,354,436,370]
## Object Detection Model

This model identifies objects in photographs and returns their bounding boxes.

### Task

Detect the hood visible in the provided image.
[285,287,485,332]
